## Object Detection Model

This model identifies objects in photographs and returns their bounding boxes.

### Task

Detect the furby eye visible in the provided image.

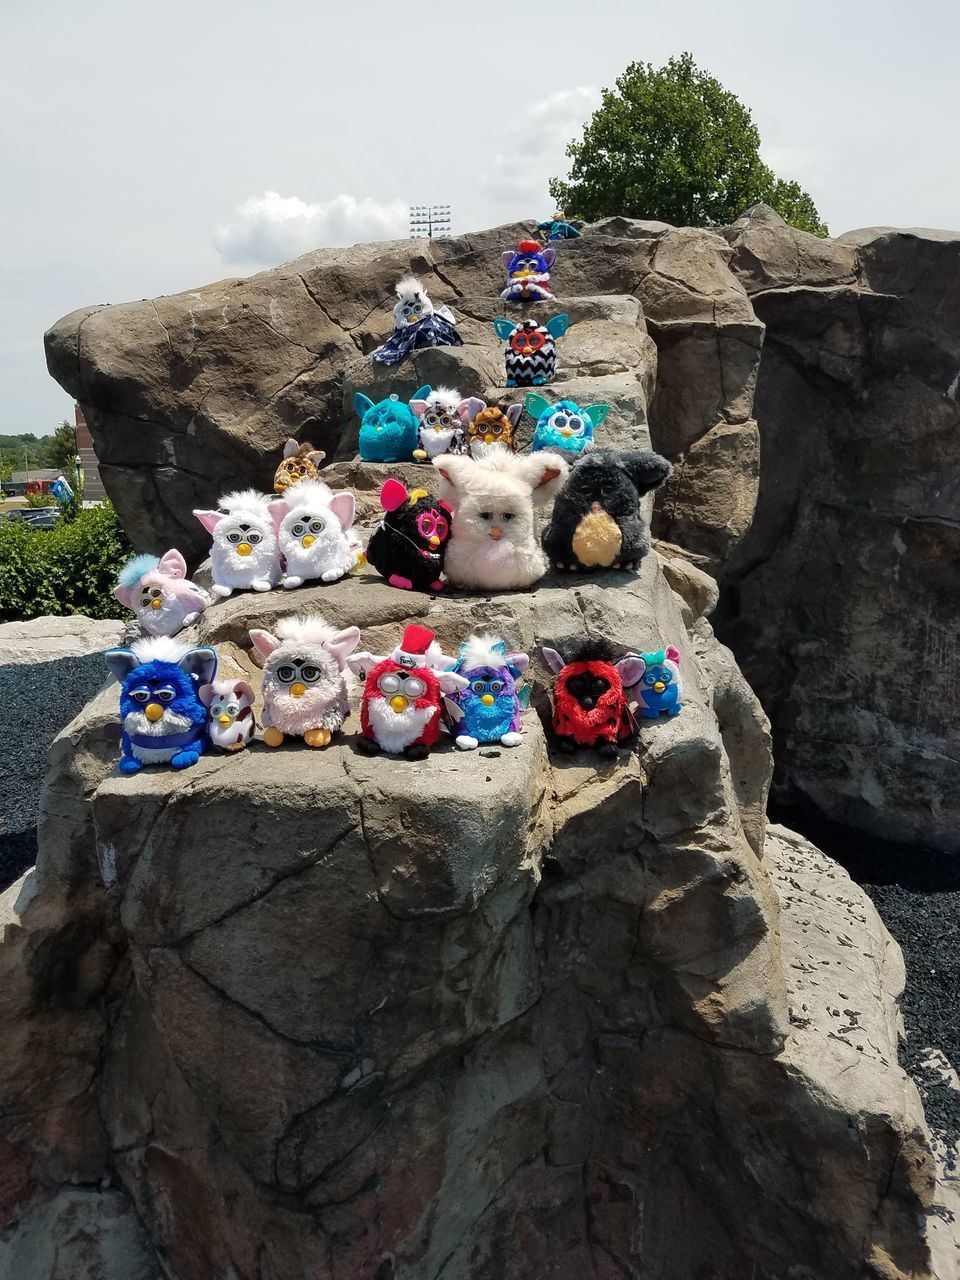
[227,531,242,543]
[227,703,240,715]
[379,673,401,694]
[247,531,262,544]
[130,688,150,703]
[500,512,515,522]
[660,671,672,683]
[490,680,504,693]
[471,680,486,694]
[645,673,657,685]
[300,665,321,682]
[292,522,306,536]
[491,424,502,434]
[417,513,437,538]
[403,676,426,698]
[599,483,615,497]
[569,417,583,433]
[435,515,449,539]
[309,520,324,533]
[156,689,175,703]
[553,415,567,429]
[591,678,608,695]
[477,511,492,521]
[277,665,297,683]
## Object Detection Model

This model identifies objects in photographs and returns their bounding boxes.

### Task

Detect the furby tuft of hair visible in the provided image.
[459,633,509,672]
[129,635,191,664]
[396,275,426,301]
[278,478,335,507]
[218,488,272,513]
[117,554,160,588]
[274,615,341,646]
[556,637,620,667]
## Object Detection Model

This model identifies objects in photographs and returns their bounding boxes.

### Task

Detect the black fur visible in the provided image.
[366,493,450,591]
[541,448,672,570]
[554,636,620,666]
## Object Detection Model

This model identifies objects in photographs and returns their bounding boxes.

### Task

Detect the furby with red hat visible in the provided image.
[501,239,557,303]
[348,625,468,759]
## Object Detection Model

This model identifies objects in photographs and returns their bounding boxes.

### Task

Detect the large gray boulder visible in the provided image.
[0,552,940,1278]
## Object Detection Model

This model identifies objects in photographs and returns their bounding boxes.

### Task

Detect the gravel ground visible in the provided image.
[773,802,960,1156]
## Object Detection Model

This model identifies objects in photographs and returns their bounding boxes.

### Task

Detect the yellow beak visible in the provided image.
[407,313,420,324]
[302,534,316,548]
[429,535,440,548]
[483,434,495,443]
[218,714,232,726]
[561,429,572,437]
[150,599,162,610]
[389,694,408,713]
[145,703,164,722]
[481,694,495,706]
[237,542,252,556]
[290,682,307,698]
[653,681,666,693]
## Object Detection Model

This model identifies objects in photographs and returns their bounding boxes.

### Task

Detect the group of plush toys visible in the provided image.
[104,622,682,773]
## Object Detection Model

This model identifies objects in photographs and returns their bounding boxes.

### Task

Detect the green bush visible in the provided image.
[0,503,133,622]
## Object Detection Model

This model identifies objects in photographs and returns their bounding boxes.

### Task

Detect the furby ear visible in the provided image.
[438,498,453,515]
[193,509,221,535]
[198,683,215,707]
[438,670,470,695]
[493,319,516,340]
[283,437,299,459]
[324,626,361,670]
[621,449,673,495]
[525,393,551,421]
[113,584,135,608]
[585,404,610,427]
[267,500,289,536]
[346,650,379,678]
[501,250,515,270]
[411,384,432,401]
[409,400,428,418]
[615,654,647,688]
[328,492,356,532]
[508,652,530,676]
[546,314,569,339]
[353,392,375,418]
[432,453,473,495]
[380,478,408,512]
[515,451,569,504]
[462,396,486,424]
[506,403,523,427]
[305,449,326,467]
[250,629,280,659]
[180,647,217,687]
[542,247,557,268]
[104,648,139,683]
[233,680,255,704]
[157,548,187,579]
[665,644,681,667]
[540,646,566,675]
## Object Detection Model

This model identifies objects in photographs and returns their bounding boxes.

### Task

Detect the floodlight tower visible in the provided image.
[409,204,452,239]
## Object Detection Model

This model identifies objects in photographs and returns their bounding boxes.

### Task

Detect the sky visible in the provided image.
[2,0,958,437]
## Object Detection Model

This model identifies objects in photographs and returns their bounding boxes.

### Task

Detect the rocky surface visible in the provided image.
[717,205,960,851]
[0,547,941,1279]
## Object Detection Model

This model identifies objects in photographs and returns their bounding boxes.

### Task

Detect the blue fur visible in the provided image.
[636,658,681,718]
[356,393,420,462]
[529,398,607,454]
[117,553,160,587]
[116,655,213,769]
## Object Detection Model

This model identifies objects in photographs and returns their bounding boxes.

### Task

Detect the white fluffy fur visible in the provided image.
[425,387,462,417]
[203,490,280,597]
[433,447,568,590]
[272,479,356,588]
[392,275,435,326]
[253,615,359,737]
[458,633,509,672]
[366,698,437,752]
[130,635,190,664]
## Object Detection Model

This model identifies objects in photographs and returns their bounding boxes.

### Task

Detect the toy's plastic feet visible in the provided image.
[355,736,380,755]
[403,742,430,761]
[304,727,332,748]
[263,727,285,747]
[597,741,620,759]
[668,705,682,716]
[389,574,413,590]
[412,449,427,461]
[183,612,200,625]
[119,756,142,774]
[226,741,246,751]
[430,580,444,592]
[251,579,273,592]
[171,749,201,769]
[321,569,344,583]
[456,734,479,750]
[500,732,522,747]
[211,585,232,599]
[282,576,304,589]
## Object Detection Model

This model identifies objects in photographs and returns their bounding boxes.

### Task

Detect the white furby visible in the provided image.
[268,479,358,588]
[193,489,281,598]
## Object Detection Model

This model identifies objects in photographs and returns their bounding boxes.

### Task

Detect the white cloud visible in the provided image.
[213,191,409,264]
[485,86,601,206]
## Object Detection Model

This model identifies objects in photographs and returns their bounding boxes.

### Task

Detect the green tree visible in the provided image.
[550,53,828,236]
[43,420,79,472]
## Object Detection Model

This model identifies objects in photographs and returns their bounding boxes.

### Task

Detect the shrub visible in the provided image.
[0,503,133,622]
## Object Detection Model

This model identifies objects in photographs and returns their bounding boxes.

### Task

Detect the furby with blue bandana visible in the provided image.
[446,633,529,750]
[104,637,217,773]
[372,276,463,367]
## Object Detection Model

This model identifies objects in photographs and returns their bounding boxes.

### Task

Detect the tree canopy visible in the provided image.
[550,53,828,236]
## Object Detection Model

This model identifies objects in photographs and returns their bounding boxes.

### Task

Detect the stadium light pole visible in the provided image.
[409,204,452,240]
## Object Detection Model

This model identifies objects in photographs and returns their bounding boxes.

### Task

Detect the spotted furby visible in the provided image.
[355,392,420,462]
[199,679,256,751]
[250,616,360,749]
[274,438,327,494]
[447,633,529,750]
[462,398,523,455]
[114,549,210,637]
[494,315,569,387]
[268,479,358,588]
[542,448,673,572]
[541,640,646,757]
[194,489,281,598]
[526,394,609,456]
[372,276,463,367]
[348,625,467,759]
[409,386,468,460]
[365,478,452,592]
[105,637,217,773]
[634,646,683,719]
[500,239,556,303]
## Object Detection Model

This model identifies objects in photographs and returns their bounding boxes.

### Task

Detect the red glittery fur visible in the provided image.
[552,660,632,746]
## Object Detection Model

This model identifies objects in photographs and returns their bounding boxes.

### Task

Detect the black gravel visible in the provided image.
[773,801,960,1150]
[0,828,38,894]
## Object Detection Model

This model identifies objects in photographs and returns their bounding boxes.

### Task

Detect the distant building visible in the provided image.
[5,468,61,497]
[76,406,106,501]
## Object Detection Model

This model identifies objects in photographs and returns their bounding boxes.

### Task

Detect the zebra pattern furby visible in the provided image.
[493,315,570,388]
